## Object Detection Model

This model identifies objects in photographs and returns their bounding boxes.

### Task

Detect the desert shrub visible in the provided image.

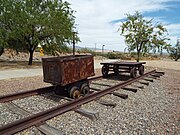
[77,48,96,55]
[106,52,124,59]
[107,52,117,59]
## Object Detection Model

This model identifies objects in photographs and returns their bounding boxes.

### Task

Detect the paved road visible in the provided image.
[0,69,43,80]
[0,60,107,80]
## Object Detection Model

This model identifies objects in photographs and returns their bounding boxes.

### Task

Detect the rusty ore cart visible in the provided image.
[42,55,95,98]
[100,61,146,78]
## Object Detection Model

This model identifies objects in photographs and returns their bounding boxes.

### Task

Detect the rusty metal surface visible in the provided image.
[42,55,95,86]
[100,61,146,66]
[0,70,157,135]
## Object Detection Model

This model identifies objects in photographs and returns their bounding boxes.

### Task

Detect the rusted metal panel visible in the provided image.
[79,56,95,79]
[42,55,94,86]
[62,59,79,85]
[42,60,62,84]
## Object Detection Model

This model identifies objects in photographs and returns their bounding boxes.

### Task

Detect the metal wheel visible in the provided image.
[113,65,118,74]
[130,67,137,78]
[101,65,109,76]
[69,86,81,99]
[80,83,90,95]
[139,65,144,75]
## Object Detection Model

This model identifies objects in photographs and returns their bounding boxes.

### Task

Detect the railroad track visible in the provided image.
[0,70,164,135]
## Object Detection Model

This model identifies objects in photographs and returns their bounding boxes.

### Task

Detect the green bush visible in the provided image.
[106,52,123,59]
[107,52,117,59]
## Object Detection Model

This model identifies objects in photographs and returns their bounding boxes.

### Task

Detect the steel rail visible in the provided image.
[0,70,156,135]
[0,86,55,103]
[0,74,106,103]
[88,73,115,82]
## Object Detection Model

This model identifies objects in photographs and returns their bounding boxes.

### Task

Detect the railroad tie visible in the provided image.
[96,99,116,107]
[147,75,157,79]
[130,84,144,89]
[122,87,138,93]
[111,92,128,99]
[150,74,161,78]
[3,102,64,135]
[74,108,99,121]
[137,80,149,86]
[143,78,154,82]
[52,95,99,121]
[90,87,128,99]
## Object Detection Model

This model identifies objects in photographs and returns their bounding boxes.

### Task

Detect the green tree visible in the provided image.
[169,39,180,61]
[0,0,78,65]
[120,11,169,62]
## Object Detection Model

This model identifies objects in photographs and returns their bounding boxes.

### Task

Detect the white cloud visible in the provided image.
[66,0,179,51]
[165,24,180,45]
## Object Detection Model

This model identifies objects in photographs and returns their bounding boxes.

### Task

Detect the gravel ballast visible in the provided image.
[0,68,179,134]
[46,78,179,135]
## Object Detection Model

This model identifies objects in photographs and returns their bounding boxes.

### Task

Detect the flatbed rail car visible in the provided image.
[100,61,146,78]
[42,55,95,99]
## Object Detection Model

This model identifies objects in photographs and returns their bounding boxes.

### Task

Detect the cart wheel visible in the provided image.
[102,65,109,76]
[130,67,137,78]
[139,65,144,75]
[113,65,118,74]
[69,86,81,99]
[80,83,90,95]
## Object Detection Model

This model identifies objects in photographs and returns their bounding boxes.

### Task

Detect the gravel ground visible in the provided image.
[46,72,179,135]
[0,68,179,134]
[0,104,23,127]
[12,94,64,114]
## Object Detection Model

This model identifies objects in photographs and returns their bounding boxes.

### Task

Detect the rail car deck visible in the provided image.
[100,61,146,78]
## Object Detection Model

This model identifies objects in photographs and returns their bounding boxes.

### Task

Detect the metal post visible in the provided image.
[95,43,97,56]
[102,45,105,60]
[73,32,76,56]
[102,45,105,55]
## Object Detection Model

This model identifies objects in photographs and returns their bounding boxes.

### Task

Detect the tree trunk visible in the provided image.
[137,51,140,62]
[175,56,179,61]
[28,49,34,65]
[0,47,4,56]
[160,47,163,56]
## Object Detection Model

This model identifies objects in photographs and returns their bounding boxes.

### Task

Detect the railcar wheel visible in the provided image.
[139,65,144,75]
[69,86,81,99]
[80,83,90,95]
[102,65,109,76]
[113,65,118,74]
[130,67,137,78]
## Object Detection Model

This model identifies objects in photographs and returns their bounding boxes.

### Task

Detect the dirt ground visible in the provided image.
[0,57,179,71]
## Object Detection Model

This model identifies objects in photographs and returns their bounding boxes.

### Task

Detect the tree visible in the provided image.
[169,39,180,61]
[120,11,169,62]
[0,0,78,65]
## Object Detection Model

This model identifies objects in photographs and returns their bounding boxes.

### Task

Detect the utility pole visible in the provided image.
[72,32,76,56]
[95,43,97,56]
[102,45,105,60]
[102,45,105,54]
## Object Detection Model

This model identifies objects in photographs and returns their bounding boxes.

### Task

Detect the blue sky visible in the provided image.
[144,1,180,24]
[67,0,180,51]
